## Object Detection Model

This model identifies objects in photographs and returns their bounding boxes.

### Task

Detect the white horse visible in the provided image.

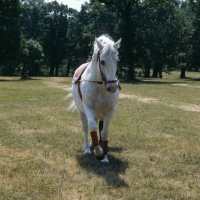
[67,35,121,163]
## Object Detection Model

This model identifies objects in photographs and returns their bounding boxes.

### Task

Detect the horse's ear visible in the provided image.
[113,38,121,49]
[95,37,103,51]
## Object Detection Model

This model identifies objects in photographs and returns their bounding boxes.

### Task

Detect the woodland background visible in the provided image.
[0,0,200,79]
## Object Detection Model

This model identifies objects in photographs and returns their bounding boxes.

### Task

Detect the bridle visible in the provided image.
[77,50,121,100]
[79,50,121,88]
[97,50,120,88]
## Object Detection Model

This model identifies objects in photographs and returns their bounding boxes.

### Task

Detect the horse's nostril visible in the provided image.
[107,87,111,92]
[107,86,117,93]
[107,86,113,91]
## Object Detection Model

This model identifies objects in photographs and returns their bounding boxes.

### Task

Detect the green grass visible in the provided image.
[0,72,200,199]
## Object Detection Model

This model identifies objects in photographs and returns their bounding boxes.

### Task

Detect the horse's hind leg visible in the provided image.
[78,111,91,155]
[98,117,104,146]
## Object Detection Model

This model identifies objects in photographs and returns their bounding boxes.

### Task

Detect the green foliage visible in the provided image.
[0,0,199,77]
[41,1,69,76]
[20,37,44,63]
[0,0,21,75]
[19,37,44,76]
[189,0,200,70]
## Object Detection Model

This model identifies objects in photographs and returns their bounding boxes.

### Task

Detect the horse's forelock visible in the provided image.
[102,43,117,56]
[94,35,118,56]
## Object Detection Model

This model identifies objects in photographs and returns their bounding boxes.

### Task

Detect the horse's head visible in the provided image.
[94,35,121,93]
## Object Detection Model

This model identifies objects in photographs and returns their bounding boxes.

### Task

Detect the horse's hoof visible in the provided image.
[84,150,92,155]
[100,155,109,164]
[95,154,105,161]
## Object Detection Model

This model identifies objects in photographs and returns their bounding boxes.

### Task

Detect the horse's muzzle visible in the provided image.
[106,84,118,93]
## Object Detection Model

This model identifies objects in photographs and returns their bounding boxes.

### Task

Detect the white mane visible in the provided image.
[94,35,118,56]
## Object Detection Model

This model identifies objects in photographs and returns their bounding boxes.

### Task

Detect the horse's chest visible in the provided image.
[95,92,119,113]
[96,97,111,109]
[81,84,119,114]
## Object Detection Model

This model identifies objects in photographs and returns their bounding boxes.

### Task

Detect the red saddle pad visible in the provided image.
[72,62,89,84]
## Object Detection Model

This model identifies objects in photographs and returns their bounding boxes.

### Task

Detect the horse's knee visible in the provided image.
[88,120,97,131]
[82,123,88,132]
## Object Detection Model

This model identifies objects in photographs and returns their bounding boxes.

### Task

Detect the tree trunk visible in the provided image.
[8,61,13,76]
[128,53,134,80]
[123,4,135,80]
[159,68,163,78]
[152,64,159,78]
[152,62,163,78]
[49,62,55,76]
[144,63,151,78]
[30,63,40,76]
[180,67,186,78]
[21,62,26,77]
[55,63,59,76]
[66,59,71,77]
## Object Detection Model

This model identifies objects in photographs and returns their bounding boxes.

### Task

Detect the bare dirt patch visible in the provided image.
[170,103,200,112]
[44,81,70,91]
[172,83,189,87]
[120,93,159,103]
[120,93,200,112]
[172,83,200,89]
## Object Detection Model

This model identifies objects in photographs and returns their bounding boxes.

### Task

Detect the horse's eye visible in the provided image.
[100,60,105,65]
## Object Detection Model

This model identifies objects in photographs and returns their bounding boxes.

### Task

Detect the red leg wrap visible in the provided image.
[90,131,99,147]
[102,140,108,155]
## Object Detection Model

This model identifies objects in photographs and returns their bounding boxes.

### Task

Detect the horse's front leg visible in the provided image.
[83,103,104,160]
[100,109,115,163]
[78,110,91,155]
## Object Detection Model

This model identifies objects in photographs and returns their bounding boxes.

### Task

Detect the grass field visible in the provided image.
[0,71,200,199]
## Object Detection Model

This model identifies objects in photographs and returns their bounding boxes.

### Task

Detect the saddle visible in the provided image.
[72,62,89,100]
[72,62,89,84]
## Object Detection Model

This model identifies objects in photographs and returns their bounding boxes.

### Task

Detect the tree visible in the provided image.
[65,1,116,76]
[190,0,200,71]
[0,0,21,75]
[41,1,69,76]
[20,37,44,78]
[93,0,175,79]
[138,0,181,78]
[174,0,194,78]
[20,0,46,40]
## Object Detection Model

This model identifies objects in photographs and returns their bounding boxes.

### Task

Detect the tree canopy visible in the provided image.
[0,0,199,78]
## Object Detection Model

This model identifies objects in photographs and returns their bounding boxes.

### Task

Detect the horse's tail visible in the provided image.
[67,100,76,111]
[64,91,77,112]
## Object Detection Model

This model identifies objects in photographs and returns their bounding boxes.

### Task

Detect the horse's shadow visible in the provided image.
[76,147,128,188]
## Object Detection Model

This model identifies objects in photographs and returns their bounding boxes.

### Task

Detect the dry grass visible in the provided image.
[0,72,200,199]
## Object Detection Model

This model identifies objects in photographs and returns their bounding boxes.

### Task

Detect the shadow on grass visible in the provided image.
[0,78,40,82]
[76,151,128,188]
[185,77,200,81]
